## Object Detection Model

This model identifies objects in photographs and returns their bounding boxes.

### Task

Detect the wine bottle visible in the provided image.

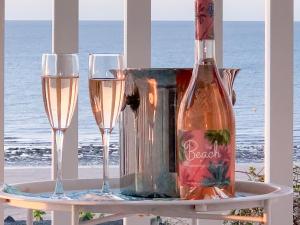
[177,0,235,200]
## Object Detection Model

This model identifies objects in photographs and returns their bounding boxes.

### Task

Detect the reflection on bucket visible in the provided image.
[119,68,240,198]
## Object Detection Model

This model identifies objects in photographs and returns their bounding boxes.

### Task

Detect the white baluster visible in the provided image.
[197,0,223,224]
[52,0,79,224]
[124,215,151,225]
[265,0,294,224]
[0,0,4,224]
[26,209,33,225]
[124,0,151,224]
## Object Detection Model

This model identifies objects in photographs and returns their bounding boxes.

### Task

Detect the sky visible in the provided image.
[4,0,300,21]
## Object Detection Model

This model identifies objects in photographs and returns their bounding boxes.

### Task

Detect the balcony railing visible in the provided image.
[0,0,294,224]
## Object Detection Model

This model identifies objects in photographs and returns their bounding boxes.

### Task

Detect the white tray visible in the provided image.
[0,179,293,225]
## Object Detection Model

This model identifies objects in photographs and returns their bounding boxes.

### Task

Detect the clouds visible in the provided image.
[79,0,123,20]
[6,0,52,20]
[224,0,264,21]
[151,0,194,21]
[4,0,300,21]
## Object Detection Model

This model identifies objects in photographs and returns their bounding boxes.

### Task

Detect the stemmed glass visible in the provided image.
[41,53,79,199]
[88,54,125,197]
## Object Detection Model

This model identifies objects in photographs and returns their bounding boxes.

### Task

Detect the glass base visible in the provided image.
[81,190,123,201]
[51,193,71,200]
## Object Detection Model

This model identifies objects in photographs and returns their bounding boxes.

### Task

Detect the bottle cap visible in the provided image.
[195,0,214,40]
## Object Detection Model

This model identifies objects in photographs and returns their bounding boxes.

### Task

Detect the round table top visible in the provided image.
[0,179,293,213]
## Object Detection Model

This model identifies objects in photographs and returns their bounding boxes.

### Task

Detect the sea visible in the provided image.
[4,21,300,166]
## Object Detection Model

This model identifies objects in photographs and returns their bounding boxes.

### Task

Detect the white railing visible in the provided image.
[123,0,151,223]
[0,0,294,224]
[124,0,151,68]
[264,0,294,224]
[0,0,4,224]
[52,0,79,224]
[198,0,223,224]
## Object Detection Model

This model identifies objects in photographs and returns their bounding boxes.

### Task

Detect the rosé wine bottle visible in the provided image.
[177,0,235,200]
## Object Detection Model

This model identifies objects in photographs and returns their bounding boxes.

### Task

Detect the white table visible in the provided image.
[0,179,292,225]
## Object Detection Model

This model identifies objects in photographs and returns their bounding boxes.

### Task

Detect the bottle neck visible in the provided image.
[195,39,215,64]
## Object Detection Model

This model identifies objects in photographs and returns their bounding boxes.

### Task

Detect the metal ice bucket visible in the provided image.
[119,68,239,198]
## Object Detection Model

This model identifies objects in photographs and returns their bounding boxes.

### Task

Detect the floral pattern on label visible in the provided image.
[178,129,231,188]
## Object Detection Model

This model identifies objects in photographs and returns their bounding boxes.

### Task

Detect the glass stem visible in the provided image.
[101,129,111,193]
[53,129,65,197]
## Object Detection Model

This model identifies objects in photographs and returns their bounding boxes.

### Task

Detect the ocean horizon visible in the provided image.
[4,21,300,166]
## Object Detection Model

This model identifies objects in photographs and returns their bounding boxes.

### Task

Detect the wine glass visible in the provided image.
[88,53,125,197]
[41,53,79,199]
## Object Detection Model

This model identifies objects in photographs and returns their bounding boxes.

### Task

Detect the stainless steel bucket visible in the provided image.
[119,68,239,198]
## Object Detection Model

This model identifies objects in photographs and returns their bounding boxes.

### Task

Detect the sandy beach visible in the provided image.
[3,163,263,221]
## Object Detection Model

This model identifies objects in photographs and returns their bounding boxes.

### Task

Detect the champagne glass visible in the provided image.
[88,54,125,197]
[41,53,79,199]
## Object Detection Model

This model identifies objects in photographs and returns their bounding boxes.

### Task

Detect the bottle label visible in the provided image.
[178,129,231,188]
[195,0,214,40]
